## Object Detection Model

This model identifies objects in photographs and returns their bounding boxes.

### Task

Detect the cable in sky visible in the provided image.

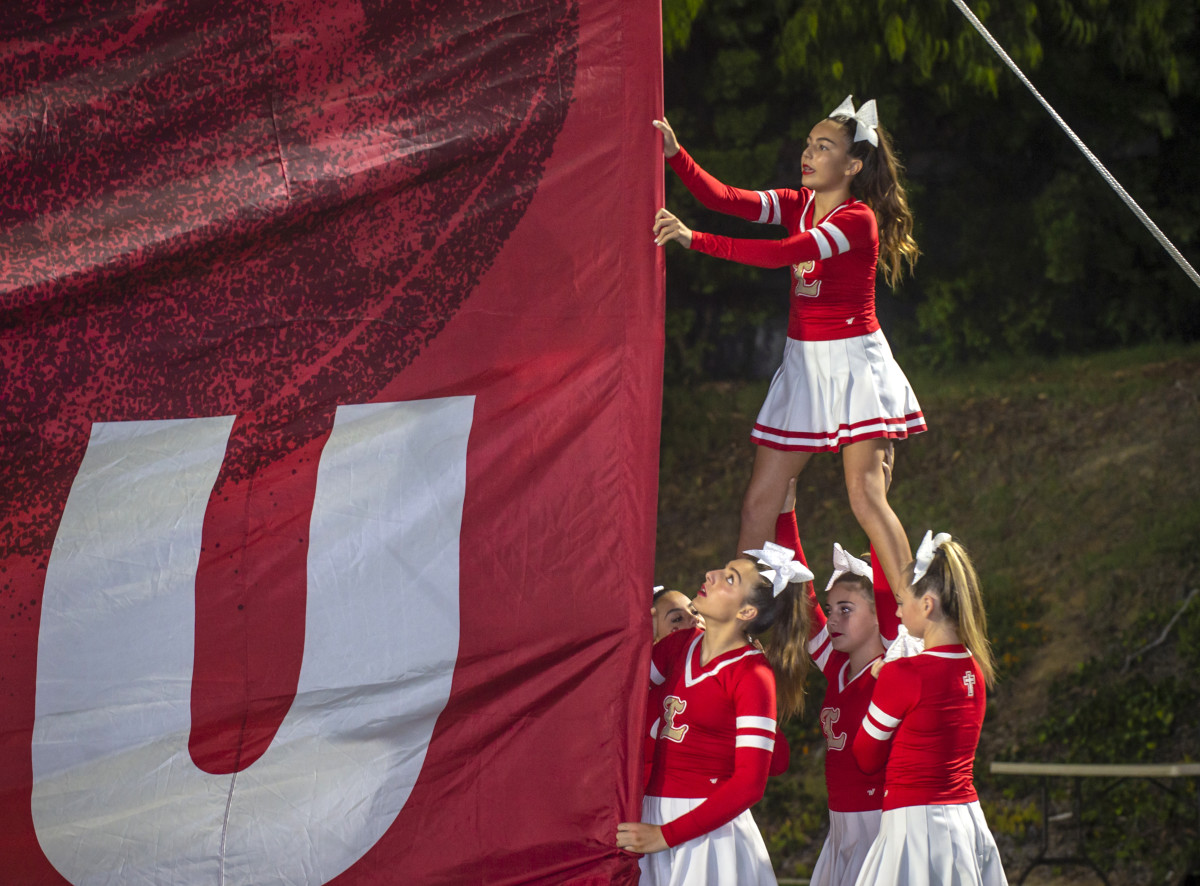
[949,0,1200,291]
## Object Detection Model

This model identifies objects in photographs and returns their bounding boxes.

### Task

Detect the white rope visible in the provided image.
[949,0,1200,290]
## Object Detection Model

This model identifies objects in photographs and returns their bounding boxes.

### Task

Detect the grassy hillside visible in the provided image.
[654,342,1200,884]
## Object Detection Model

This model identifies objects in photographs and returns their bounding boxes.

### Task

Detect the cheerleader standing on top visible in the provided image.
[651,98,923,598]
[852,532,1007,886]
[617,545,813,885]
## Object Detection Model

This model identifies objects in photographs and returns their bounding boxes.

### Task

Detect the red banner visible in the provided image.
[0,2,662,883]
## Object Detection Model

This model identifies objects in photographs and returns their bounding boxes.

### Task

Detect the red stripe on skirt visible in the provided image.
[753,412,925,441]
[752,416,927,452]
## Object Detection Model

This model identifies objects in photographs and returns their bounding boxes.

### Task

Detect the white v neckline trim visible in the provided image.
[684,634,762,688]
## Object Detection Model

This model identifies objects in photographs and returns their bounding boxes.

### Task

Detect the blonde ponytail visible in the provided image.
[910,539,996,686]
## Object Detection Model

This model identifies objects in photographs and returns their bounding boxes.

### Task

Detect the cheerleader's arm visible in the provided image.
[690,229,820,268]
[775,492,846,682]
[773,486,823,640]
[666,147,787,224]
[659,665,776,847]
[659,743,773,847]
[852,660,917,774]
[762,503,797,777]
[773,498,844,689]
[690,201,877,269]
[768,728,791,776]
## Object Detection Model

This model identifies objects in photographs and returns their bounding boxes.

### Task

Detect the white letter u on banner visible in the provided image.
[32,397,474,886]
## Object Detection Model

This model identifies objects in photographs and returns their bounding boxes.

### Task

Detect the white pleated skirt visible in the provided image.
[751,331,926,452]
[853,802,1008,886]
[638,795,777,886]
[810,809,882,886]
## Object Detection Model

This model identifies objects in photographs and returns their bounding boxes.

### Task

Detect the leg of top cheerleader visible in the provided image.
[840,438,912,596]
[737,446,813,557]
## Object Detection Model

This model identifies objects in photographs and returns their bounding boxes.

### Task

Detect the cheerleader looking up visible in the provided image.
[617,546,813,885]
[643,587,785,792]
[651,99,922,597]
[851,533,1006,886]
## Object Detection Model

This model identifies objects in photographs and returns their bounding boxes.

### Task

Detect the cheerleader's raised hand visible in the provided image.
[651,117,680,158]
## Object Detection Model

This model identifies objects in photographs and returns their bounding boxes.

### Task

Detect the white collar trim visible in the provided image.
[921,648,973,660]
[684,633,762,687]
[837,656,880,693]
[800,191,856,233]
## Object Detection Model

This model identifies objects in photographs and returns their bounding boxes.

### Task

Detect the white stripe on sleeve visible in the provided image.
[809,227,833,260]
[768,190,781,225]
[862,717,894,742]
[650,660,665,686]
[756,192,771,224]
[735,735,776,752]
[736,716,777,732]
[807,625,829,656]
[820,221,851,254]
[813,643,833,672]
[868,701,902,728]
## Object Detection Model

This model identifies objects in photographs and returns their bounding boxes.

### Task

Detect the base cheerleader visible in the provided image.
[852,532,1008,886]
[618,544,813,885]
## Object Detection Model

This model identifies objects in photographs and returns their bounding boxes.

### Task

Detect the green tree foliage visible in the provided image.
[660,0,1200,371]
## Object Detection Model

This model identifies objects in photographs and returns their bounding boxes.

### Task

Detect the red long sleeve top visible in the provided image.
[645,628,777,847]
[773,512,901,811]
[667,147,881,342]
[852,647,986,810]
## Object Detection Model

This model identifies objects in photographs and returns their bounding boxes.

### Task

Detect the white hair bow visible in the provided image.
[824,542,872,593]
[828,95,879,148]
[912,530,952,583]
[883,624,925,662]
[743,541,814,597]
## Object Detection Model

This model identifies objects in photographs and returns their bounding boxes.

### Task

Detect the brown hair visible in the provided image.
[907,539,996,686]
[829,115,919,288]
[828,572,875,612]
[742,566,812,721]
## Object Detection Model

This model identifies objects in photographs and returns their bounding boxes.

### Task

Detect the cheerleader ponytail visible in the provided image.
[910,538,997,687]
[829,114,920,288]
[744,576,812,721]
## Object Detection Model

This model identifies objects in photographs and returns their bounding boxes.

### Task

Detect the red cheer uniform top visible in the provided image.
[645,657,790,789]
[852,646,986,811]
[667,147,881,341]
[645,627,777,847]
[774,511,900,813]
